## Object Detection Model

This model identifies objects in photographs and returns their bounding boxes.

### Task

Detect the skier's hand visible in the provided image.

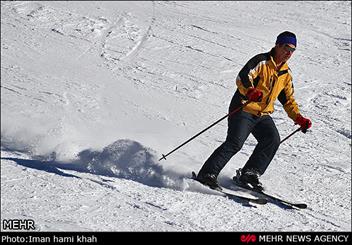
[295,115,312,133]
[246,88,263,102]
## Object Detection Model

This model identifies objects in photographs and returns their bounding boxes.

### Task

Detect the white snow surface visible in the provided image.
[1,1,351,231]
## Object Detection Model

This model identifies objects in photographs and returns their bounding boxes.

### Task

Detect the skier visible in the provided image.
[196,31,312,191]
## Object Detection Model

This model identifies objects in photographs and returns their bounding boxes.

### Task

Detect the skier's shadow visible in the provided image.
[1,157,81,179]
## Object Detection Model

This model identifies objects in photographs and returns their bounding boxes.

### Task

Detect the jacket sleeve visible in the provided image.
[278,75,301,121]
[236,54,264,97]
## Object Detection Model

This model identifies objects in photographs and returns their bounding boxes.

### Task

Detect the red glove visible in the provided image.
[295,115,312,133]
[246,88,263,102]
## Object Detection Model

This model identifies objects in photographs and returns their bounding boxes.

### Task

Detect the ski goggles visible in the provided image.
[284,44,296,53]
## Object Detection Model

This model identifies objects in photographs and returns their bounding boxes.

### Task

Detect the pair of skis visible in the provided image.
[191,172,307,209]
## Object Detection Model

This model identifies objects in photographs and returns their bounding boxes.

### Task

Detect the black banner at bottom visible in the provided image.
[1,232,351,244]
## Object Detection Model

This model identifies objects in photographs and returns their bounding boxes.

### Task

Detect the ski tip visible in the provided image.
[295,203,308,209]
[251,198,268,205]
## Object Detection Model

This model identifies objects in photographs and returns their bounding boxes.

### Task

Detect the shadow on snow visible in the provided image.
[1,139,166,188]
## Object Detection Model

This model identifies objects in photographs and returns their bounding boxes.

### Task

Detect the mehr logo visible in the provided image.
[2,219,36,231]
[241,234,256,243]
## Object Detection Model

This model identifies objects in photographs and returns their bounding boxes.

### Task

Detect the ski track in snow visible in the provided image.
[1,1,351,231]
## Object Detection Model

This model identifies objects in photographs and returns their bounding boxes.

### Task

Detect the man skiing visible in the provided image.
[196,31,312,191]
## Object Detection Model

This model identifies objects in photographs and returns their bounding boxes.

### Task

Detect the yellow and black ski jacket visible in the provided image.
[230,48,300,121]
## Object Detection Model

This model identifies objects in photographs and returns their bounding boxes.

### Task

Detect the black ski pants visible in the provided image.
[198,110,280,178]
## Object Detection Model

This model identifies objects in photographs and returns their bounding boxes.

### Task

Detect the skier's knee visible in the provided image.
[224,139,243,153]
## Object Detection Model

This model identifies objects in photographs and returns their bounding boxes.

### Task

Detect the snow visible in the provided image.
[1,1,351,231]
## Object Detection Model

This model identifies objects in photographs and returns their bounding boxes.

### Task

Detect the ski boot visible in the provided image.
[196,173,222,191]
[233,168,264,192]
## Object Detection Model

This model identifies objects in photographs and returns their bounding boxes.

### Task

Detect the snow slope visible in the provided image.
[1,1,351,231]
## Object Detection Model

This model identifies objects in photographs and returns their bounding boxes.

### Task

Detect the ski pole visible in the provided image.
[159,101,251,161]
[279,127,303,145]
